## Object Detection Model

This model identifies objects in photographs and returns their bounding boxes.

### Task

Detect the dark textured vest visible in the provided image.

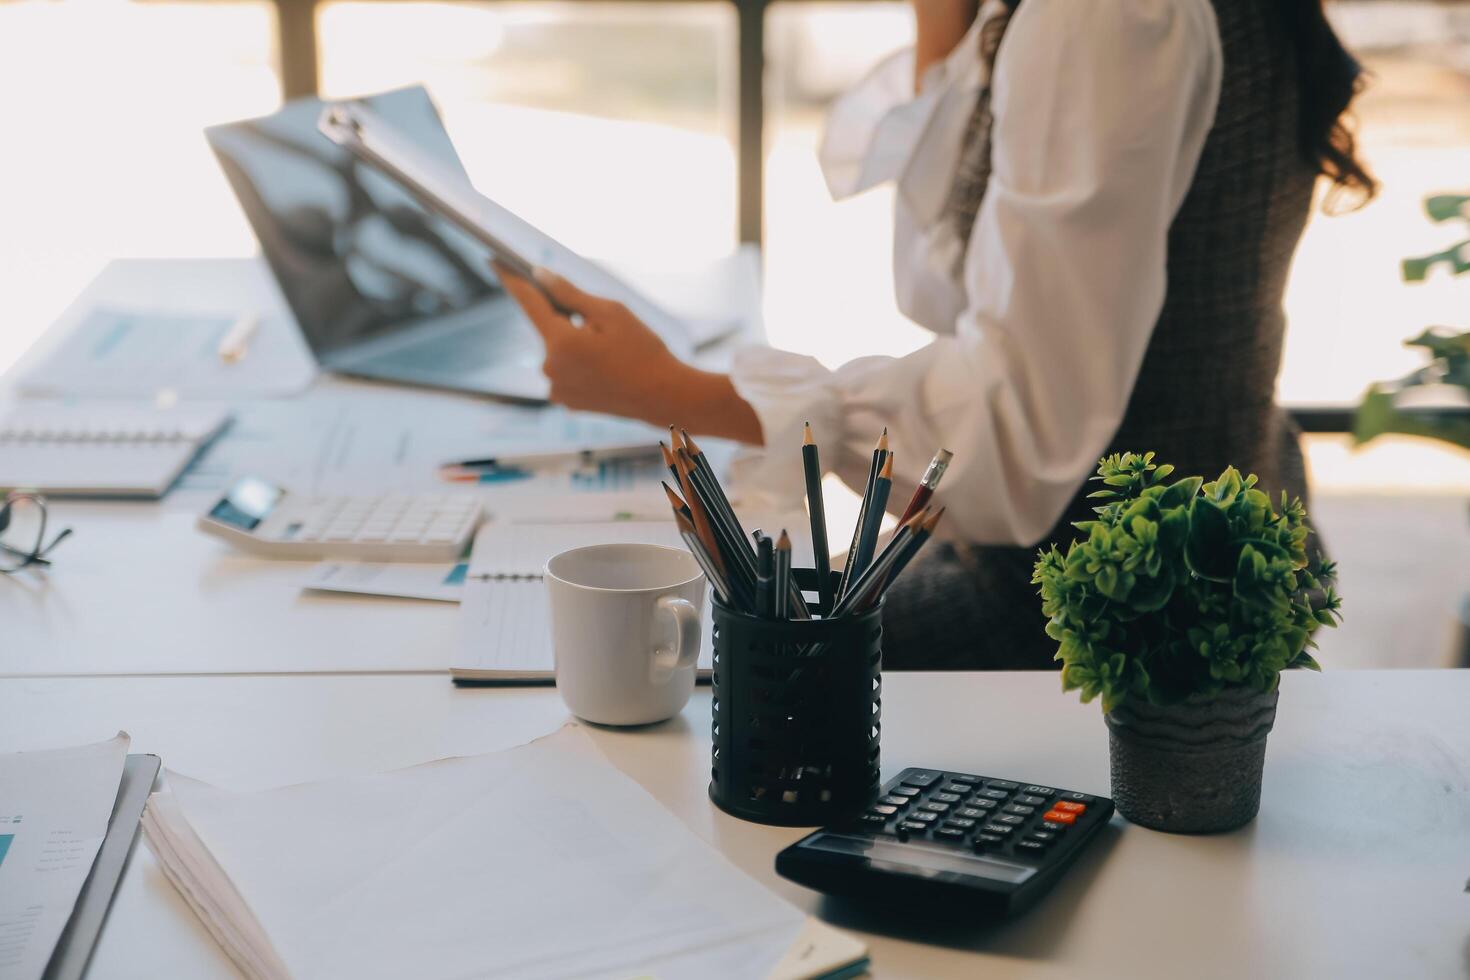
[883,0,1320,669]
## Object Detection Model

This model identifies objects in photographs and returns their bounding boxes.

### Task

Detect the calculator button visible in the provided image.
[919,802,951,815]
[900,770,942,788]
[1039,821,1069,833]
[948,775,981,785]
[931,792,962,804]
[1053,801,1087,814]
[388,529,425,543]
[1023,785,1055,796]
[898,821,930,834]
[869,805,899,816]
[1015,840,1048,856]
[933,827,966,843]
[976,789,1009,801]
[944,818,976,831]
[942,783,973,795]
[355,527,390,543]
[889,786,922,798]
[879,795,911,808]
[973,834,1006,851]
[980,823,1016,836]
[1003,804,1036,817]
[1017,794,1049,807]
[966,800,998,812]
[908,811,939,824]
[956,806,989,820]
[858,813,888,828]
[990,813,1025,826]
[1042,810,1078,825]
[985,780,1019,791]
[1026,831,1057,843]
[424,527,463,544]
[1059,792,1095,804]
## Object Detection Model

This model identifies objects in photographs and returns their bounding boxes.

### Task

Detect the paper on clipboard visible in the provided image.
[318,101,733,353]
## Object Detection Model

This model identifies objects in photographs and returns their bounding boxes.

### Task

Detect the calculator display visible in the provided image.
[209,478,283,531]
[801,832,1036,883]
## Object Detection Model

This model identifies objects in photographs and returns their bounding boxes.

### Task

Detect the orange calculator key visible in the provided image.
[1053,800,1087,814]
[1042,809,1077,825]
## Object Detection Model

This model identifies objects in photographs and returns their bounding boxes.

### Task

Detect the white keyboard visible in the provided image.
[197,477,482,561]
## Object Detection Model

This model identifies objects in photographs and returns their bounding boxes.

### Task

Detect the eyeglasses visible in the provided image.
[0,493,73,573]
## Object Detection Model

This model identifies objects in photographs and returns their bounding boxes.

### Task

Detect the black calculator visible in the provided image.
[775,768,1114,916]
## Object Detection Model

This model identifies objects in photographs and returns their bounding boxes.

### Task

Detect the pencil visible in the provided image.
[674,510,733,604]
[661,480,689,519]
[775,530,792,621]
[681,430,758,564]
[898,448,953,523]
[851,452,893,582]
[755,533,775,618]
[659,441,680,481]
[855,506,945,614]
[674,446,727,584]
[837,429,887,601]
[677,447,756,585]
[835,508,922,615]
[801,423,833,614]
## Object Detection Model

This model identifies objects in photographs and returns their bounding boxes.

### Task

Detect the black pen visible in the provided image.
[755,533,775,618]
[774,531,793,622]
[838,429,887,601]
[801,423,833,614]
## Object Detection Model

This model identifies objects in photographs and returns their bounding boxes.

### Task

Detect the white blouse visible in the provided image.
[730,0,1223,546]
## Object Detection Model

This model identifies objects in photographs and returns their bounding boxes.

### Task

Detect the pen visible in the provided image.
[217,313,259,364]
[755,533,774,618]
[801,423,833,614]
[851,452,893,582]
[441,444,662,472]
[898,448,954,523]
[774,530,792,622]
[837,429,887,602]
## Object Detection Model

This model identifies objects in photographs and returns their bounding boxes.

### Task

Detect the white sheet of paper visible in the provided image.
[146,726,810,980]
[0,733,130,980]
[301,560,468,603]
[18,308,315,399]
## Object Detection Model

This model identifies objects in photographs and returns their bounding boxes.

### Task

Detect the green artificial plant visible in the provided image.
[1032,452,1342,713]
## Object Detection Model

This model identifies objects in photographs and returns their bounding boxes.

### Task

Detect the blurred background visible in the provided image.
[1,0,1467,665]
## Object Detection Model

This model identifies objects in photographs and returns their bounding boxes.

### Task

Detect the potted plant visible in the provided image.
[1032,452,1342,833]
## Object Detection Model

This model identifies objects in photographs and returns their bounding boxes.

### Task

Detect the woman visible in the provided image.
[498,0,1376,668]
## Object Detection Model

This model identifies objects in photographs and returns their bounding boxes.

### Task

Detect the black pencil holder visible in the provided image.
[709,569,882,826]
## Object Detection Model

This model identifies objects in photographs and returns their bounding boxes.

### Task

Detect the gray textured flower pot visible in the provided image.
[1105,686,1279,834]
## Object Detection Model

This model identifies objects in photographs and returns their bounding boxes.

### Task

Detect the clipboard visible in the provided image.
[316,100,715,356]
[319,101,543,284]
[42,753,162,980]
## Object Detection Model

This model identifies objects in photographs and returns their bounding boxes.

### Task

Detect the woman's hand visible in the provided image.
[913,0,979,87]
[497,264,764,444]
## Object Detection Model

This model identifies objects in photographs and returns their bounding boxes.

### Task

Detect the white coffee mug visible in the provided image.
[545,543,705,726]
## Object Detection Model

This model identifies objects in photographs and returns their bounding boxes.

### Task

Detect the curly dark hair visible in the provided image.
[1283,1,1380,212]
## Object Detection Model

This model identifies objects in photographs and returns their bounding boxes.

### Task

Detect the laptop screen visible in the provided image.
[207,86,503,358]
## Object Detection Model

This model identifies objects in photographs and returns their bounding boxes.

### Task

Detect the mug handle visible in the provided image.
[650,595,701,681]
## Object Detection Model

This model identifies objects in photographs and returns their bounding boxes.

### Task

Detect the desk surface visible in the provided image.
[0,255,762,678]
[4,669,1467,979]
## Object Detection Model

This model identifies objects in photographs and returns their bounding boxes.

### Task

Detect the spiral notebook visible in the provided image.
[0,403,231,498]
[452,521,712,685]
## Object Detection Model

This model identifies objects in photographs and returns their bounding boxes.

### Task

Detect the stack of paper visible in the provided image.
[0,734,130,980]
[142,726,866,980]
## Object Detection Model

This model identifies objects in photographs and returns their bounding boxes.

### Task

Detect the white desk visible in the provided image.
[3,669,1467,979]
[0,254,762,677]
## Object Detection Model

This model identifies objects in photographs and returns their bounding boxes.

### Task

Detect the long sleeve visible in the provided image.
[731,0,1223,546]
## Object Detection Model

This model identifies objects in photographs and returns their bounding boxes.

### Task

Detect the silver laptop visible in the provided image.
[208,87,620,403]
